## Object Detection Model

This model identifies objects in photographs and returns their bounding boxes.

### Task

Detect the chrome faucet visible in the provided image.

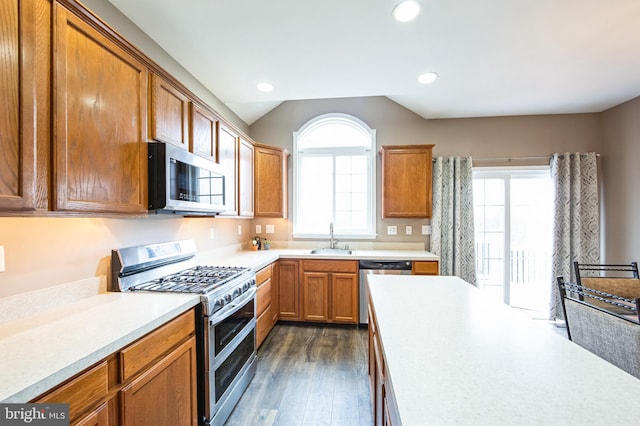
[329,222,338,249]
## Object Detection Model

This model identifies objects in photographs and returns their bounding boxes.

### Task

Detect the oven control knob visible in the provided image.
[214,297,225,310]
[224,294,232,303]
[233,287,242,298]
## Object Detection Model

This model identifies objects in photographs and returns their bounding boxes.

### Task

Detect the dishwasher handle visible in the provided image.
[358,260,412,270]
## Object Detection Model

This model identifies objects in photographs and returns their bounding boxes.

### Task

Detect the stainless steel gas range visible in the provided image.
[111,240,256,426]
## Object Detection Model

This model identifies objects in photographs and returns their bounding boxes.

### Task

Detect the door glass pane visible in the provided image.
[474,171,552,316]
[509,176,552,312]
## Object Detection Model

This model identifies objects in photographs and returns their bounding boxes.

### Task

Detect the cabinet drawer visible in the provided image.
[36,361,108,421]
[256,305,273,348]
[256,264,273,285]
[412,261,439,275]
[120,309,195,381]
[256,277,272,316]
[302,260,358,273]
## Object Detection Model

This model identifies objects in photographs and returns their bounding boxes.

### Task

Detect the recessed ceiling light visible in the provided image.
[418,72,438,84]
[393,0,421,22]
[256,82,274,92]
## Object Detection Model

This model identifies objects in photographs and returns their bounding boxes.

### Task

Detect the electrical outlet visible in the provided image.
[266,224,275,234]
[0,246,5,273]
[405,225,413,235]
[209,228,215,239]
[237,225,242,235]
[422,225,432,235]
[255,225,262,234]
[387,225,397,235]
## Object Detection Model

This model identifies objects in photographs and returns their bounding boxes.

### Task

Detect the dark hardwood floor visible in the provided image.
[225,323,373,426]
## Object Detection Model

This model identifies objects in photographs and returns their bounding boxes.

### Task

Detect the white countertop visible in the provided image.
[0,281,199,402]
[198,248,439,272]
[368,275,640,425]
[0,247,438,403]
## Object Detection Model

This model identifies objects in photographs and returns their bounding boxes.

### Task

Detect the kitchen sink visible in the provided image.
[309,248,353,255]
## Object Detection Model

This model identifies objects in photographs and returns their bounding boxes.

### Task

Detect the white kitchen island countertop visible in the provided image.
[368,275,640,425]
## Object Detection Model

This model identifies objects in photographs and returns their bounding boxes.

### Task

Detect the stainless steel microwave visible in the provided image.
[148,142,226,215]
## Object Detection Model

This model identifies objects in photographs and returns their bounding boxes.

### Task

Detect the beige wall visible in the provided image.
[601,96,640,263]
[0,216,250,298]
[249,96,601,244]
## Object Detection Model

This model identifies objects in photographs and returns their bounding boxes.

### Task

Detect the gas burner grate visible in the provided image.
[130,265,251,294]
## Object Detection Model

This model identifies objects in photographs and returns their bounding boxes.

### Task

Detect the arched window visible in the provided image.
[293,113,376,238]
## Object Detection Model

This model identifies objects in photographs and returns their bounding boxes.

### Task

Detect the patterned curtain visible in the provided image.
[430,156,477,285]
[549,152,600,320]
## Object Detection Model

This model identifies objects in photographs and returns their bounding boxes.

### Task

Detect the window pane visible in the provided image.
[484,179,504,205]
[484,206,504,232]
[298,156,333,233]
[299,122,370,149]
[294,114,375,236]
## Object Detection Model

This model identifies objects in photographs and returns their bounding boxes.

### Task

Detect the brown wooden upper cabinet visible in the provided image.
[190,103,218,161]
[149,73,189,150]
[53,3,148,213]
[217,124,239,215]
[0,0,51,212]
[381,145,434,218]
[238,137,254,217]
[254,143,289,218]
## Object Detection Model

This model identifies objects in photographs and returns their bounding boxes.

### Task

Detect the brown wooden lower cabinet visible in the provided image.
[74,400,111,426]
[412,260,439,275]
[301,260,358,324]
[33,309,197,426]
[256,263,277,348]
[276,260,300,320]
[120,336,197,426]
[369,297,400,426]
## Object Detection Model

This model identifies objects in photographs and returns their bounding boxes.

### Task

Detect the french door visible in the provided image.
[473,167,553,314]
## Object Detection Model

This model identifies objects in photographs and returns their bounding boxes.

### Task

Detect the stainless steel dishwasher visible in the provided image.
[359,260,412,324]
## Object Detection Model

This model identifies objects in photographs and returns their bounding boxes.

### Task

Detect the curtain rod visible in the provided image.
[433,153,600,162]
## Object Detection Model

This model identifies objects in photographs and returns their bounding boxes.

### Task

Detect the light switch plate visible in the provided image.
[209,228,215,239]
[387,225,397,235]
[405,225,413,235]
[422,225,432,235]
[265,224,275,234]
[255,225,262,234]
[0,246,4,272]
[237,225,242,235]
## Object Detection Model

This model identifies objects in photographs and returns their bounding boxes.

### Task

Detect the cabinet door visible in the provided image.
[149,73,189,149]
[412,260,439,275]
[0,0,50,211]
[36,360,109,424]
[217,125,238,215]
[254,145,284,217]
[120,336,197,426]
[373,327,385,426]
[53,5,148,213]
[368,307,376,407]
[277,260,300,320]
[238,137,254,217]
[190,103,218,161]
[74,401,110,426]
[271,261,280,323]
[302,272,329,321]
[331,273,358,323]
[381,145,434,218]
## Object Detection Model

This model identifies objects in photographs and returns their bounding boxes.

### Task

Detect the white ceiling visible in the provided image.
[107,0,640,126]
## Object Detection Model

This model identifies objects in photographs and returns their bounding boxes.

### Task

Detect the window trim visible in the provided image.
[292,113,377,240]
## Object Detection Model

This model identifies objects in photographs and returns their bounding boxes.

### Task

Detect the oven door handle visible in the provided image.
[209,286,256,326]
